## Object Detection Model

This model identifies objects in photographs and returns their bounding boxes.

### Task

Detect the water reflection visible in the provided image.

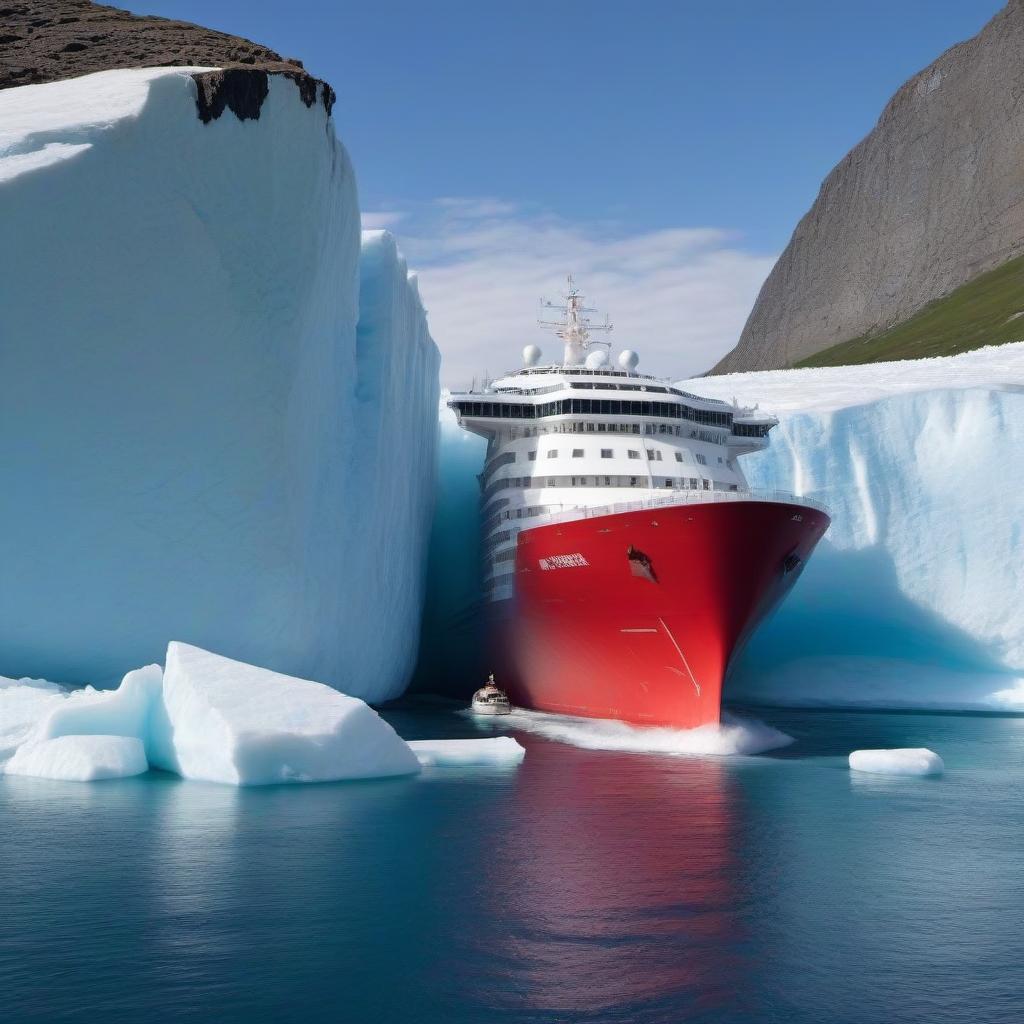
[470,734,745,1017]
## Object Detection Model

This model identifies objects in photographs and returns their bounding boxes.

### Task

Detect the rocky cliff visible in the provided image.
[0,0,334,119]
[713,1,1024,373]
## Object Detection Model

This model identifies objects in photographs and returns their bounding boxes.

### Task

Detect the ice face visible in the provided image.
[685,344,1024,711]
[412,398,489,687]
[0,69,437,703]
[848,748,944,777]
[5,735,148,781]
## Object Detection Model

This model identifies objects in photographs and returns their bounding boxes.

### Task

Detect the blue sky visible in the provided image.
[135,0,1003,381]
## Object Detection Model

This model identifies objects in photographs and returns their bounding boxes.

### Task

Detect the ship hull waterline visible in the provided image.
[490,500,829,729]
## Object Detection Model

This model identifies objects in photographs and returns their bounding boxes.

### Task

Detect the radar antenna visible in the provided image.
[538,274,613,366]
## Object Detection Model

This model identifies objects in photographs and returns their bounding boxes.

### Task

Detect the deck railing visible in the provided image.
[525,488,828,527]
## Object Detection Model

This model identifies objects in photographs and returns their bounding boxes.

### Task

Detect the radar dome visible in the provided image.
[584,350,609,369]
[618,349,640,372]
[522,344,542,367]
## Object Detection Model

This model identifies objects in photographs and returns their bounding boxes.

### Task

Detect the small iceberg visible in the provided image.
[5,735,147,782]
[409,737,525,766]
[849,748,944,777]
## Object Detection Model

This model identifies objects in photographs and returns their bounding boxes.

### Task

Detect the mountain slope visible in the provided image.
[797,252,1024,367]
[713,1,1024,374]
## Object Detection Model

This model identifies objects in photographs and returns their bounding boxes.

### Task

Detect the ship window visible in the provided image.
[528,451,536,461]
[674,452,683,462]
[548,477,557,486]
[695,453,707,466]
[586,422,595,431]
[547,450,558,458]
[702,479,710,490]
[664,478,673,487]
[572,449,584,458]
[690,477,698,488]
[629,476,639,487]
[628,450,640,459]
[597,423,606,432]
[603,476,611,485]
[600,449,613,458]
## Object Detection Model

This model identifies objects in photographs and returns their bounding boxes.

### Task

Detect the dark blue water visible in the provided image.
[2,704,1023,1024]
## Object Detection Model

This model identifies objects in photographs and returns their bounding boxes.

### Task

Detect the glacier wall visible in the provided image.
[412,400,488,690]
[688,345,1024,711]
[0,69,438,702]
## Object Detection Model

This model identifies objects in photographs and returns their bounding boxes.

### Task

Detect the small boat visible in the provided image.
[471,674,512,715]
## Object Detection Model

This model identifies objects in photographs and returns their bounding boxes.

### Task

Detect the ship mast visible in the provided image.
[538,275,613,365]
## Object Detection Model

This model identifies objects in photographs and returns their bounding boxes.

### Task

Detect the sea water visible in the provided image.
[2,703,1022,1024]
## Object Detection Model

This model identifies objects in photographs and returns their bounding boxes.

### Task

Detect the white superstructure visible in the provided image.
[448,279,781,600]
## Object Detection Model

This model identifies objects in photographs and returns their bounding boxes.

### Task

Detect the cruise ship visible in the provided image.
[449,279,829,728]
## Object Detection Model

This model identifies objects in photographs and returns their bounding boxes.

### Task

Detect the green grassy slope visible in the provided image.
[795,252,1024,368]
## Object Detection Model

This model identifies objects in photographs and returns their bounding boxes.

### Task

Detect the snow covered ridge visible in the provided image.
[0,68,439,702]
[0,642,525,785]
[685,344,1024,711]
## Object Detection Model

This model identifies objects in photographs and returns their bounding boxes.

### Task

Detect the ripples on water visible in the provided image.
[2,704,1023,1024]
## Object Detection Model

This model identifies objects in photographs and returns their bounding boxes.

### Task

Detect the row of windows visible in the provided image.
[485,474,722,499]
[488,421,722,441]
[453,398,734,428]
[568,382,673,394]
[527,447,695,463]
[486,571,515,596]
[732,422,772,438]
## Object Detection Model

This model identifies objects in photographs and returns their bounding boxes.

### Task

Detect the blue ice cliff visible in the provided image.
[0,68,439,701]
[687,345,1024,711]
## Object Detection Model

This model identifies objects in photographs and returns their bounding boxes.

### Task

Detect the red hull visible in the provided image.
[492,500,829,728]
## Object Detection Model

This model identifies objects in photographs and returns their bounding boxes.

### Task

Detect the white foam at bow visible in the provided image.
[494,709,793,756]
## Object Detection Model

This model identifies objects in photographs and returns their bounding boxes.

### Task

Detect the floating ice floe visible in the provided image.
[2,643,422,785]
[154,643,421,785]
[408,737,526,767]
[5,735,147,781]
[848,748,944,777]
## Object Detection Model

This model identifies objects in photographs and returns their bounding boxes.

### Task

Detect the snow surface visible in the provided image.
[0,68,438,702]
[848,748,944,777]
[683,344,1024,711]
[485,710,793,757]
[408,737,526,766]
[5,735,147,781]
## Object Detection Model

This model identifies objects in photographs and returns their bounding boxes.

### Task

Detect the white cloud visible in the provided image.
[361,210,407,229]
[387,198,775,386]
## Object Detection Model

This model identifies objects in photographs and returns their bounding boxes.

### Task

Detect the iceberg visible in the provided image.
[849,748,944,777]
[155,642,421,785]
[408,737,526,766]
[687,344,1024,711]
[0,68,438,703]
[5,735,148,782]
[4,642,421,785]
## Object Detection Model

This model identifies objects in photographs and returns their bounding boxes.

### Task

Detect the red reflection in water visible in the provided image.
[472,734,746,1016]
